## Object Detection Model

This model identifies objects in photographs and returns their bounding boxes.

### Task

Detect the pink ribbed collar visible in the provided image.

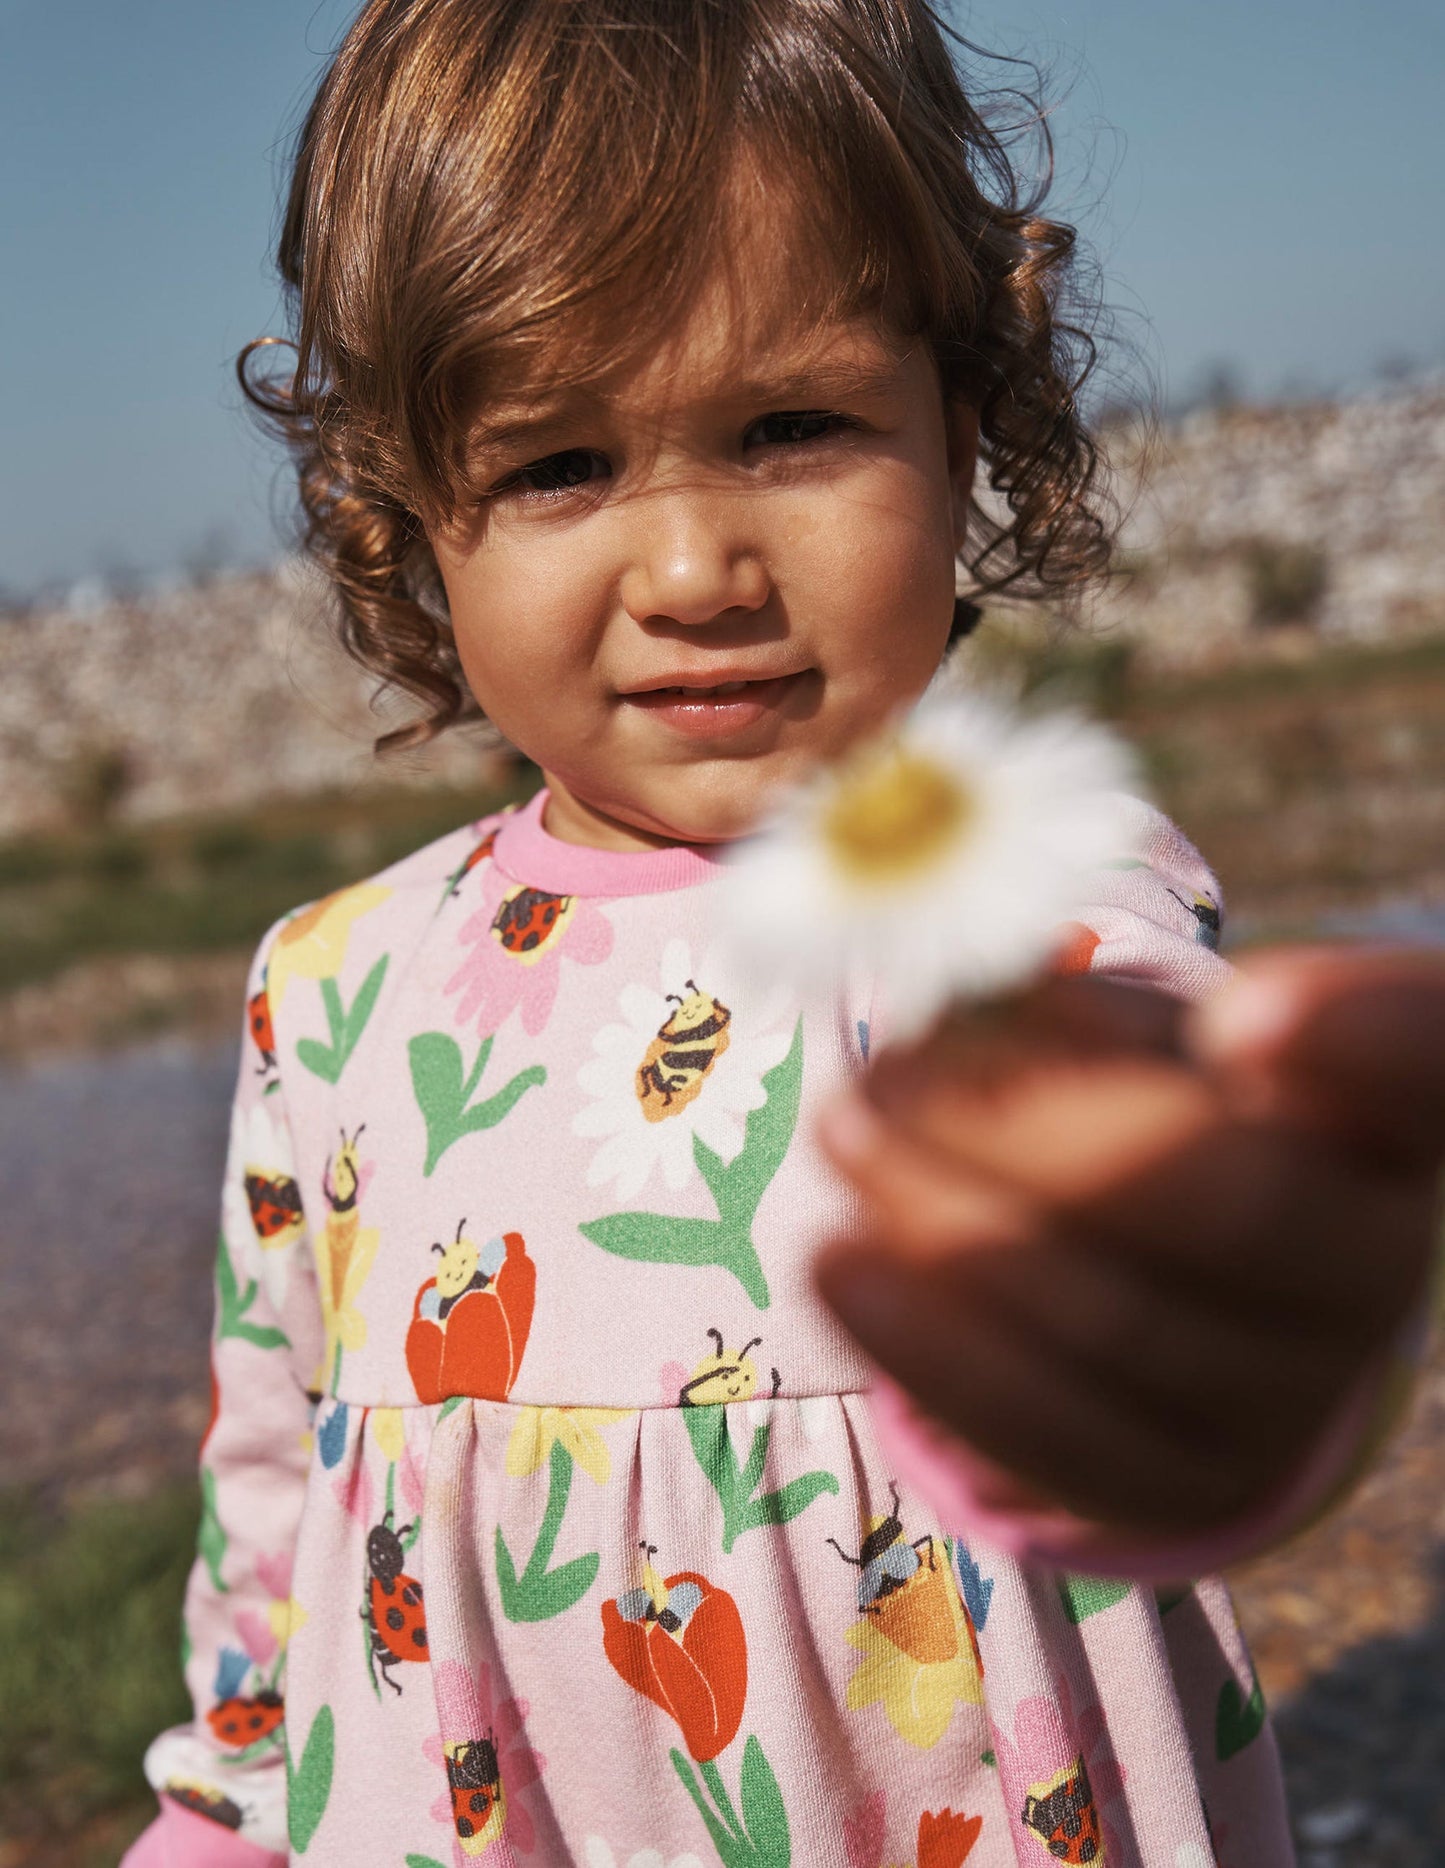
[492,788,729,898]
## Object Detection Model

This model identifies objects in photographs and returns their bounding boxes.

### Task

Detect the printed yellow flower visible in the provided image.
[268,1593,309,1650]
[370,1406,407,1463]
[266,882,391,1008]
[506,1406,633,1484]
[843,1552,983,1749]
[723,688,1136,1039]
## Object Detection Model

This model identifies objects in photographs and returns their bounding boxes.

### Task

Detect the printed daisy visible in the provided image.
[573,938,794,1202]
[584,1841,705,1868]
[989,1676,1125,1867]
[722,689,1137,1039]
[427,1658,546,1861]
[446,862,614,1039]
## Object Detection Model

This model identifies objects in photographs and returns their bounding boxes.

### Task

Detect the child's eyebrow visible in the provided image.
[467,355,905,460]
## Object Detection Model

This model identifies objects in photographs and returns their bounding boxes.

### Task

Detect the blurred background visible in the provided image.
[1,2,1443,1862]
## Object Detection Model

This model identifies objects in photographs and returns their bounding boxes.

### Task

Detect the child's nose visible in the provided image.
[618,496,771,628]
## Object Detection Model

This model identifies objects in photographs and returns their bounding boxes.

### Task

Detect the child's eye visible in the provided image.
[494,448,609,500]
[746,410,856,448]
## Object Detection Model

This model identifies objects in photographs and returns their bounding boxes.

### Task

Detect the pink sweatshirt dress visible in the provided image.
[123,790,1313,1868]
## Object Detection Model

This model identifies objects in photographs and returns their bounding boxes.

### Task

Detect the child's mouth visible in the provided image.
[621,674,805,738]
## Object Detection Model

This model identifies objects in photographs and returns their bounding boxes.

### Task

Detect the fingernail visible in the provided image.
[816,1092,884,1166]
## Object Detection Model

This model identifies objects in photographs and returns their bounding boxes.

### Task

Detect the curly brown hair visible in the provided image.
[242,0,1114,752]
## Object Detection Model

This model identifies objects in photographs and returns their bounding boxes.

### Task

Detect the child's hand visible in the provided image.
[814,949,1445,1542]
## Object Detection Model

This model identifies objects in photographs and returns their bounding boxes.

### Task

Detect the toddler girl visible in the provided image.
[125,3,1443,1863]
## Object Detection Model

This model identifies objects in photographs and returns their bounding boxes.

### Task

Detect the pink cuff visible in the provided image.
[120,1800,286,1868]
[869,1345,1395,1581]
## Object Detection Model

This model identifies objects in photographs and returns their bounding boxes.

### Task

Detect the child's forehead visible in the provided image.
[467,288,917,454]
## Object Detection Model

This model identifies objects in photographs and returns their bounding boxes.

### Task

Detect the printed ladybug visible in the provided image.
[363,1510,428,1694]
[247,986,277,1071]
[206,1688,285,1748]
[490,884,573,956]
[243,1170,305,1245]
[445,827,500,900]
[446,1735,507,1854]
[162,1779,246,1831]
[1022,1755,1103,1863]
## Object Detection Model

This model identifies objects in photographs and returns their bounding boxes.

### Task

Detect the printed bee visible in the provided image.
[677,1328,780,1407]
[362,1509,428,1694]
[1166,886,1222,952]
[829,1480,937,1614]
[242,1170,305,1248]
[417,1221,508,1323]
[490,883,574,957]
[322,1125,367,1321]
[445,1734,506,1855]
[323,1125,365,1217]
[1022,1755,1104,1863]
[617,1541,705,1635]
[829,1482,959,1666]
[161,1779,247,1832]
[247,985,277,1073]
[636,980,731,1121]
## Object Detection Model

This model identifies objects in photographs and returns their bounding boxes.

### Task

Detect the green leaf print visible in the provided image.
[215,1232,289,1351]
[408,1030,547,1176]
[406,1858,450,1868]
[682,1405,838,1553]
[296,956,389,1084]
[495,1438,600,1622]
[580,1018,804,1309]
[197,1466,228,1592]
[671,1736,791,1867]
[1057,1574,1131,1624]
[1216,1659,1268,1760]
[286,1703,335,1852]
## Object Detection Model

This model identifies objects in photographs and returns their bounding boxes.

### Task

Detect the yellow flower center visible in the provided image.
[823,747,973,885]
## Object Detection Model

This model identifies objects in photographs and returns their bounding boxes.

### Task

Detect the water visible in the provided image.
[0,1038,239,1494]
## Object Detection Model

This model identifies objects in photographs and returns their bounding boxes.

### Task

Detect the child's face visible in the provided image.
[429,228,977,851]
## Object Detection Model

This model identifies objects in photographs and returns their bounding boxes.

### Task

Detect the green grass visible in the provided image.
[0,770,539,995]
[0,1486,199,1856]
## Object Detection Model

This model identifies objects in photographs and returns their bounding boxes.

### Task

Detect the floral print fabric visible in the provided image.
[129,789,1294,1867]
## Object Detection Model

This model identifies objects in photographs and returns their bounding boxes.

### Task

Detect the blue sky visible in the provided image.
[2,0,1441,596]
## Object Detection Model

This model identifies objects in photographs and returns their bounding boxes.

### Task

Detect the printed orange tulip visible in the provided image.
[406,1227,536,1403]
[601,1561,747,1762]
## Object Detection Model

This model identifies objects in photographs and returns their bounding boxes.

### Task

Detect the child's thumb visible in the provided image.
[1185,945,1445,1175]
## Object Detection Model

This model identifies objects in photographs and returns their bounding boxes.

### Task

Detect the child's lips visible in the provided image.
[620,673,806,737]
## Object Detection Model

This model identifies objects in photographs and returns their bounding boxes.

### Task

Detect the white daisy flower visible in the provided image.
[584,1840,703,1868]
[573,938,795,1203]
[722,688,1138,1041]
[221,1099,304,1308]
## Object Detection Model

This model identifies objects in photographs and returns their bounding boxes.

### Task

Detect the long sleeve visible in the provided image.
[869,798,1429,1578]
[123,922,327,1865]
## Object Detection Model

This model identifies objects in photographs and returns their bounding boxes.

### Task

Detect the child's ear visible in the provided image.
[945,399,981,554]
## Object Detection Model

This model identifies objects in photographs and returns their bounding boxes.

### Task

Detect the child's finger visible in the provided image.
[815,1235,1274,1533]
[1187,946,1445,1173]
[816,1092,1037,1259]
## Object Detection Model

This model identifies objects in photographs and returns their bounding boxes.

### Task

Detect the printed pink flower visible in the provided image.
[426,1657,546,1860]
[990,1673,1125,1865]
[445,865,613,1039]
[254,1550,294,1601]
[844,1791,886,1868]
[234,1608,278,1670]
